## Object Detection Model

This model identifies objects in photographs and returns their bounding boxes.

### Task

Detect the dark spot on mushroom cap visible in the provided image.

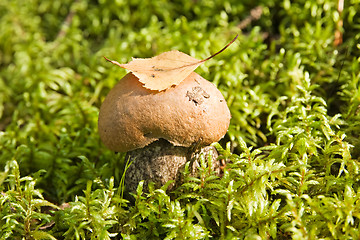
[186,86,210,106]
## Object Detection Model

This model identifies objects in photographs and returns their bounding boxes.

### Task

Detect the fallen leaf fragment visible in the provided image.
[105,50,202,91]
[105,34,238,91]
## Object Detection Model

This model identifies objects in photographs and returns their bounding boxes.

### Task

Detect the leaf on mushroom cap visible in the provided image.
[105,51,202,91]
[104,34,238,91]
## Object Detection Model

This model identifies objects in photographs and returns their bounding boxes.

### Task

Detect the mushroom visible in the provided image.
[98,71,231,192]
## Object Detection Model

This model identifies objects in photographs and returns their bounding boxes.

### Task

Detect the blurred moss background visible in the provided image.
[1,0,360,239]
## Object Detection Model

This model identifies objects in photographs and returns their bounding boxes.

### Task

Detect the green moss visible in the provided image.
[1,0,360,239]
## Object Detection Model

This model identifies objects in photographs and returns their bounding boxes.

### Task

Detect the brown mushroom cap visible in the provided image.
[98,72,231,152]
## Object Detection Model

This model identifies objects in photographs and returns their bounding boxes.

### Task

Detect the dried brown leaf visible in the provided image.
[105,50,202,91]
[105,35,238,91]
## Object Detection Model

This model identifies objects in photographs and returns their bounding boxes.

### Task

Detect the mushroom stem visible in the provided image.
[125,139,220,192]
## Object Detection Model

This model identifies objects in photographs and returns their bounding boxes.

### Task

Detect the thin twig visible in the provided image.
[237,6,263,30]
[334,0,344,46]
[56,0,80,39]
